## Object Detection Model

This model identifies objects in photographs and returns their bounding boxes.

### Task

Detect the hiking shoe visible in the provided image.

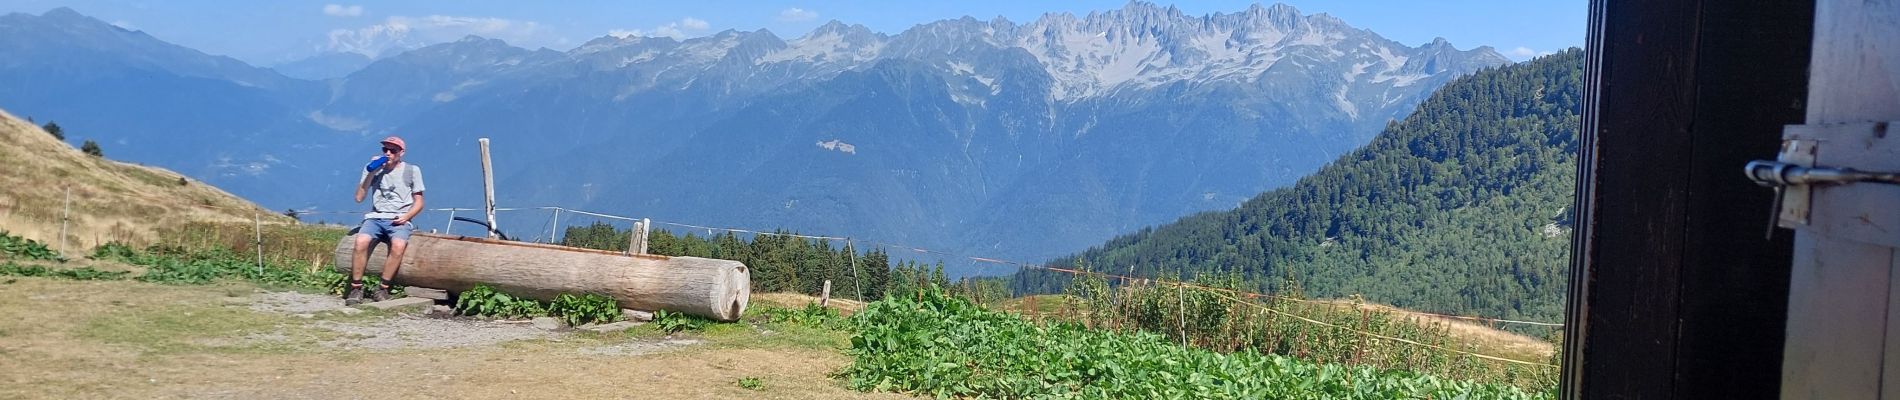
[344,285,366,306]
[370,285,392,302]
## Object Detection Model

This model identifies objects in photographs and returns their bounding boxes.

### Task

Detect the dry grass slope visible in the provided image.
[0,108,289,251]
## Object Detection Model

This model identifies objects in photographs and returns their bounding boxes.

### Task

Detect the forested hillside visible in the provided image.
[1016,49,1583,325]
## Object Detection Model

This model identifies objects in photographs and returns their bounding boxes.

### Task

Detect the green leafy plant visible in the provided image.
[1041,271,1558,390]
[0,231,64,262]
[89,241,139,262]
[132,247,315,287]
[2,262,52,277]
[736,376,764,391]
[453,285,640,326]
[652,309,707,334]
[0,262,128,280]
[54,266,131,280]
[548,293,622,326]
[763,303,842,328]
[840,286,1549,400]
[454,284,547,319]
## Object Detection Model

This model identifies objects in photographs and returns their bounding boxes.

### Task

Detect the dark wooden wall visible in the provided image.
[1564,0,1812,398]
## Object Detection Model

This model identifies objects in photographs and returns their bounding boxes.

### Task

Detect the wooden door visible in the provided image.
[1778,1,1900,398]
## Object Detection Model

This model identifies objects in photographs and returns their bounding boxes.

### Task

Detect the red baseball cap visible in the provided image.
[380,136,406,151]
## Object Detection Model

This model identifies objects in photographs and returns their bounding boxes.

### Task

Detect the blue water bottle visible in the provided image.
[366,155,388,172]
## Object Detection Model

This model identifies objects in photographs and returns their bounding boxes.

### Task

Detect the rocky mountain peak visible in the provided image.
[37,7,91,23]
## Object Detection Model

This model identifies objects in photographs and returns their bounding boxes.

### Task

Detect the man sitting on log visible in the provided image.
[347,136,426,305]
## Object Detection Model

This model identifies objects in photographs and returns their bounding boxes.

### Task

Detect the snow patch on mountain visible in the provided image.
[762,28,882,65]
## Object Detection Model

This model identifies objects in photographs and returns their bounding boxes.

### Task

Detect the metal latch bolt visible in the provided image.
[1745,161,1900,187]
[1745,159,1900,238]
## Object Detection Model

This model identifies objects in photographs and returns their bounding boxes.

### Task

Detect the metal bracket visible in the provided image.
[1746,132,1900,232]
[1774,139,1816,227]
[1749,122,1900,247]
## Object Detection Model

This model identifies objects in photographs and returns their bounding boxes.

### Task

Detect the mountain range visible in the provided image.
[0,2,1509,265]
[1016,49,1581,324]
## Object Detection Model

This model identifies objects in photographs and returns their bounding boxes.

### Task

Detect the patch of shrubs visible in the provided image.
[0,262,129,280]
[0,231,64,262]
[454,284,624,326]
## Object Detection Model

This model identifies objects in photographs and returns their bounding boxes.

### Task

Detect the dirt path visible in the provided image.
[0,278,908,399]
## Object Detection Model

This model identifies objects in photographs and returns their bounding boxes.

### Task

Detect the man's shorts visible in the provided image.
[357,218,414,243]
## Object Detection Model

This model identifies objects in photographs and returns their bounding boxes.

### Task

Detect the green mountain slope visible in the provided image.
[1015,49,1583,325]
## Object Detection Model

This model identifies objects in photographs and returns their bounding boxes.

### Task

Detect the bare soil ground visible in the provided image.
[0,278,908,399]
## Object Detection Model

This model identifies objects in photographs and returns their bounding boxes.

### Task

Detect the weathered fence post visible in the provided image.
[547,208,561,244]
[821,280,832,307]
[478,138,499,239]
[59,186,70,254]
[629,218,649,255]
[254,213,263,275]
[1177,282,1189,347]
[846,239,863,301]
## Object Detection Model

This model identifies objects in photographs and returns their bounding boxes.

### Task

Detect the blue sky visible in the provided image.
[1,1,1584,65]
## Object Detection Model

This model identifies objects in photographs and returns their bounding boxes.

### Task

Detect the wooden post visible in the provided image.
[1177,282,1188,347]
[59,186,69,254]
[478,138,499,239]
[846,239,863,301]
[820,280,831,307]
[254,214,263,275]
[634,219,649,254]
[548,208,561,244]
[630,218,649,255]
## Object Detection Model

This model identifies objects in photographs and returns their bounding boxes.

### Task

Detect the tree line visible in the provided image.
[560,221,1008,302]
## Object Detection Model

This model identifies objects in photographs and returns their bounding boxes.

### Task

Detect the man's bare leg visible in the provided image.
[380,238,407,284]
[346,233,373,304]
[350,233,373,281]
[369,238,408,302]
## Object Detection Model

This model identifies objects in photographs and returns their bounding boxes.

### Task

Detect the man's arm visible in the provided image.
[395,192,424,225]
[354,172,373,203]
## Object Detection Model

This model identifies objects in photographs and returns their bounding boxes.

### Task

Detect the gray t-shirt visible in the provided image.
[361,163,425,219]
